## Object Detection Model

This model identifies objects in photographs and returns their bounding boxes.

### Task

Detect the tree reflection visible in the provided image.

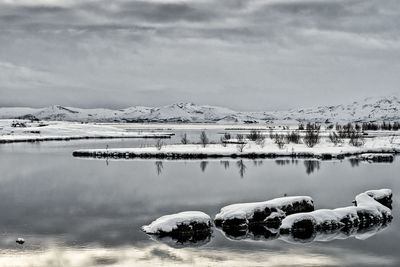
[200,161,208,172]
[303,160,320,175]
[220,161,230,169]
[155,161,163,175]
[236,160,247,178]
[349,158,360,167]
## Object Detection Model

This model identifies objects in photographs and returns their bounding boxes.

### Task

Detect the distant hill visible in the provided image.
[1,96,399,124]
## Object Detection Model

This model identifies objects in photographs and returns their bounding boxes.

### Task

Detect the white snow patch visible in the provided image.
[142,211,211,234]
[281,189,392,231]
[214,196,313,222]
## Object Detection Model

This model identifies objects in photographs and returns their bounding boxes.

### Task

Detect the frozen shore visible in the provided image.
[73,136,400,160]
[0,120,174,143]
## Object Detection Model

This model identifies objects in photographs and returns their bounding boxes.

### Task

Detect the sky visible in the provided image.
[0,0,399,111]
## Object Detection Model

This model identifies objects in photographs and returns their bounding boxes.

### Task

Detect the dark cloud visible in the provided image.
[0,0,399,110]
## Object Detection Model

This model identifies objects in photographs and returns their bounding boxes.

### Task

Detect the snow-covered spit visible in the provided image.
[73,136,400,160]
[280,189,392,235]
[214,196,314,228]
[0,120,173,143]
[1,96,399,124]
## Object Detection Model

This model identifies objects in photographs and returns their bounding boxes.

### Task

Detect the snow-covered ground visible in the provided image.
[0,120,173,143]
[73,134,400,159]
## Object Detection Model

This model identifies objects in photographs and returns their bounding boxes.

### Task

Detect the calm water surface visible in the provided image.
[0,129,398,266]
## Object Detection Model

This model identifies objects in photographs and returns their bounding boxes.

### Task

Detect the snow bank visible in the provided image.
[359,153,394,162]
[280,189,392,235]
[0,120,173,143]
[73,136,400,159]
[142,211,212,235]
[214,196,314,229]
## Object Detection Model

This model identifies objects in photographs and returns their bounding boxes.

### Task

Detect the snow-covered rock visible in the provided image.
[359,153,394,162]
[214,196,314,229]
[280,189,392,236]
[142,211,212,235]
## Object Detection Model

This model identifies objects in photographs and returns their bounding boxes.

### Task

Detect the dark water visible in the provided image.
[0,131,399,266]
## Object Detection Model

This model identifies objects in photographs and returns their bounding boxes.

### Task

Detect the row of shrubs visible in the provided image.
[308,122,400,131]
[156,121,378,150]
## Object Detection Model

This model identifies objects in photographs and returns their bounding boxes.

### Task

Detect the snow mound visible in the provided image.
[280,189,392,234]
[142,211,212,234]
[214,196,314,228]
[359,153,394,162]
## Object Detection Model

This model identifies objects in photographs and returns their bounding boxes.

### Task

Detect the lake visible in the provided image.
[0,127,398,267]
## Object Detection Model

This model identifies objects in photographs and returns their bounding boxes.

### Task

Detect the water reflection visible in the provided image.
[304,160,320,175]
[148,231,212,249]
[1,141,399,266]
[217,220,391,245]
[200,161,208,172]
[152,157,394,178]
[349,158,360,167]
[236,160,247,178]
[220,160,230,169]
[155,161,163,175]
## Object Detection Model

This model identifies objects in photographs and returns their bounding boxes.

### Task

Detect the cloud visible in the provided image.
[1,0,400,109]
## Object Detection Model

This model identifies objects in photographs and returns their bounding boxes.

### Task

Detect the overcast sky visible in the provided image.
[0,0,399,111]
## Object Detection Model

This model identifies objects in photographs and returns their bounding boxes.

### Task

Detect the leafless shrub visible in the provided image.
[200,131,209,147]
[237,142,246,152]
[236,134,244,142]
[257,138,265,148]
[269,129,274,140]
[274,134,285,149]
[247,130,263,141]
[220,136,227,147]
[328,131,343,146]
[285,131,301,144]
[181,133,189,144]
[223,132,231,140]
[155,139,163,150]
[303,123,320,148]
[349,131,365,147]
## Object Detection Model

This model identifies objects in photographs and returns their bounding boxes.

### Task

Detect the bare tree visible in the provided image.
[349,131,365,147]
[236,134,244,143]
[328,131,343,145]
[303,123,320,148]
[285,131,301,144]
[237,142,246,152]
[199,131,209,147]
[274,134,285,149]
[181,133,189,144]
[155,139,163,150]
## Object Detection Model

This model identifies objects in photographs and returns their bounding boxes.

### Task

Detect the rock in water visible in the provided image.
[142,211,212,245]
[280,189,393,238]
[214,196,314,232]
[16,238,25,244]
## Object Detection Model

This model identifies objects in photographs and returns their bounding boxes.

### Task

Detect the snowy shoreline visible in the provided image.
[72,137,400,160]
[0,119,174,144]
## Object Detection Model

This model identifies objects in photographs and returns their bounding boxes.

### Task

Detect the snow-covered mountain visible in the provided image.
[0,96,399,124]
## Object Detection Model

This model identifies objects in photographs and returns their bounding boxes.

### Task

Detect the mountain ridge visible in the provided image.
[0,96,399,124]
